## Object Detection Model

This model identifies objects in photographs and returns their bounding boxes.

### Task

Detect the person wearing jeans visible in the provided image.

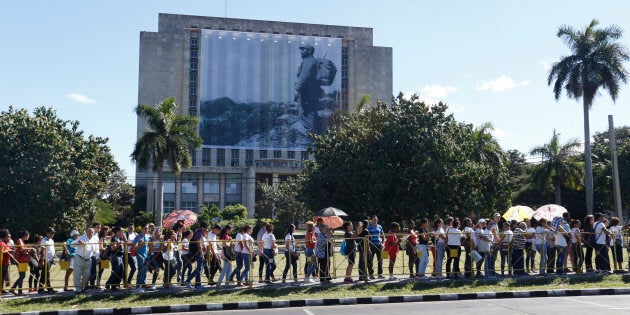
[367,216,384,279]
[433,219,446,277]
[133,225,150,292]
[105,227,125,290]
[416,218,430,276]
[535,219,551,275]
[185,222,209,289]
[239,225,254,285]
[260,224,277,284]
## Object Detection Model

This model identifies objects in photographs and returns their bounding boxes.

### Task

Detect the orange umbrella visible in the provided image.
[313,215,344,229]
[162,210,198,229]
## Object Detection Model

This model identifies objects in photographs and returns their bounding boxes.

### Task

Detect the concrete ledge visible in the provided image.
[5,288,630,315]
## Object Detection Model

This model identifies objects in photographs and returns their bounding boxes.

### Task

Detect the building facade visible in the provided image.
[137,13,392,218]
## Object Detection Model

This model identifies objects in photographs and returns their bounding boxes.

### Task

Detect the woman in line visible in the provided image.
[524,218,536,273]
[105,227,125,291]
[462,218,475,278]
[282,224,299,283]
[415,218,430,277]
[260,224,277,284]
[433,219,447,278]
[303,222,318,283]
[445,219,463,278]
[96,226,111,289]
[239,225,254,286]
[498,222,513,276]
[28,234,42,293]
[161,230,177,287]
[230,226,244,285]
[570,220,583,273]
[405,221,419,279]
[217,225,234,287]
[62,230,79,291]
[384,222,401,281]
[342,221,356,284]
[10,230,32,295]
[149,228,163,290]
[608,217,630,271]
[583,215,595,272]
[180,230,193,283]
[315,224,332,284]
[535,218,551,276]
[356,220,370,281]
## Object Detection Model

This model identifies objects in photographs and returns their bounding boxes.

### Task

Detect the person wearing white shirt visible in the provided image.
[38,227,57,293]
[124,224,137,287]
[570,220,583,273]
[282,224,299,283]
[445,220,463,278]
[535,218,551,275]
[230,228,244,285]
[593,213,611,273]
[239,225,255,286]
[524,219,536,273]
[499,222,513,276]
[474,219,488,277]
[260,224,277,284]
[72,228,97,293]
[461,218,475,278]
[433,219,446,277]
[607,217,630,272]
[554,222,568,275]
[481,222,495,277]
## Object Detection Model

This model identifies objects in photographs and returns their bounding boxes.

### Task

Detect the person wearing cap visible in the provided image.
[62,230,80,291]
[38,227,57,293]
[294,43,321,130]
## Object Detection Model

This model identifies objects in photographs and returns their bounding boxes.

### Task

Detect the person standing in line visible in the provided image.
[433,219,447,278]
[535,218,551,276]
[62,230,79,291]
[474,219,487,277]
[315,224,332,284]
[124,224,137,287]
[171,223,183,285]
[148,228,163,290]
[416,218,430,277]
[86,222,101,290]
[570,220,583,273]
[593,213,611,274]
[206,225,222,285]
[462,218,475,278]
[230,226,244,285]
[404,221,419,279]
[304,221,318,283]
[583,215,595,272]
[524,218,537,274]
[553,218,569,275]
[342,221,356,284]
[356,220,370,281]
[282,224,299,284]
[38,227,57,293]
[384,222,401,281]
[10,230,33,296]
[0,229,12,294]
[498,222,513,276]
[72,228,97,294]
[489,213,501,275]
[257,222,269,283]
[367,215,384,280]
[511,222,527,276]
[260,224,277,284]
[105,227,125,291]
[162,230,177,288]
[180,230,192,283]
[133,224,151,292]
[95,226,111,289]
[608,217,630,272]
[184,222,208,290]
[217,225,234,287]
[239,225,254,286]
[445,219,463,279]
[28,235,43,293]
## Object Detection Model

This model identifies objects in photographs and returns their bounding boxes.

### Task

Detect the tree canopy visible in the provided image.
[301,94,511,222]
[0,107,117,236]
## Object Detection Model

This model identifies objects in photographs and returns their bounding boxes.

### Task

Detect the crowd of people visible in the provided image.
[1,212,630,296]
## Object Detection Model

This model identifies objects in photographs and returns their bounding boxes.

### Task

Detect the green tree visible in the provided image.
[131,98,202,226]
[592,126,630,214]
[255,176,311,225]
[302,93,510,222]
[0,107,117,236]
[529,129,583,206]
[547,19,629,214]
[220,204,248,221]
[99,168,135,225]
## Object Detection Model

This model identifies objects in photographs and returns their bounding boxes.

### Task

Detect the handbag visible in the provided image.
[223,245,236,261]
[339,241,347,256]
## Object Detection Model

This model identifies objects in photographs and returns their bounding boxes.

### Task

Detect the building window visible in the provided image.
[189,149,197,166]
[217,149,225,166]
[342,93,348,101]
[188,107,196,116]
[273,150,282,159]
[190,38,198,46]
[342,70,348,78]
[181,201,197,212]
[225,174,242,205]
[189,98,197,108]
[189,86,197,95]
[245,150,253,167]
[190,49,198,58]
[163,173,176,194]
[190,62,198,70]
[301,151,309,160]
[231,149,240,167]
[287,151,295,159]
[203,173,220,194]
[202,148,211,166]
[259,150,267,159]
[190,73,197,82]
[163,201,175,214]
[341,81,347,89]
[342,47,348,55]
[181,173,198,194]
[342,58,347,66]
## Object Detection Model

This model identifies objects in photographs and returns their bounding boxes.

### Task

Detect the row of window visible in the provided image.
[190,148,308,167]
[163,173,242,195]
[164,200,241,213]
[189,36,200,117]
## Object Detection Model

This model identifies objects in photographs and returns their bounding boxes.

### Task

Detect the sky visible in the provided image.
[1,0,630,182]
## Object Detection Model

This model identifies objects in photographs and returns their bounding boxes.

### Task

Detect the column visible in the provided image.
[242,167,256,218]
[197,173,204,212]
[219,173,226,209]
[175,174,181,210]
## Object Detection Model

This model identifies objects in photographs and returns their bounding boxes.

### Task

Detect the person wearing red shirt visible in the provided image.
[384,223,401,281]
[0,229,12,294]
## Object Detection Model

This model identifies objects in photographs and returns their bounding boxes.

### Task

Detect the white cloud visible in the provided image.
[475,75,530,92]
[67,93,96,104]
[420,84,458,99]
[538,60,552,71]
[492,127,514,140]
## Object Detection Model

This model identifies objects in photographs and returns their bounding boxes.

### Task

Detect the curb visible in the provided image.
[6,288,630,315]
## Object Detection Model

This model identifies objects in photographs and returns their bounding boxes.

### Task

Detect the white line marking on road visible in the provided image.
[566,298,612,309]
[304,308,315,315]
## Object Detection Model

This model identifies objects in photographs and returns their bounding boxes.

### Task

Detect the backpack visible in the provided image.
[339,240,347,256]
[316,58,337,86]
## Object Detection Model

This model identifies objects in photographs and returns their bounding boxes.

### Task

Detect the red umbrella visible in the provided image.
[162,210,198,229]
[313,215,344,229]
[532,204,568,222]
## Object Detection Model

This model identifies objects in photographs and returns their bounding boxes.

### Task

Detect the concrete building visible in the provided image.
[136,13,392,218]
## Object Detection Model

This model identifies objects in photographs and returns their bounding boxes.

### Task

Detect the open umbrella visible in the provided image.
[162,210,198,229]
[503,205,534,222]
[532,204,568,222]
[313,216,344,229]
[315,207,348,217]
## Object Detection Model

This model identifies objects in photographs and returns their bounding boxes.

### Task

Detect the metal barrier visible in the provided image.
[1,229,629,298]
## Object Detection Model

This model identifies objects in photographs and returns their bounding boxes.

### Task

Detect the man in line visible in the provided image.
[593,213,611,274]
[124,224,137,287]
[185,222,208,290]
[87,222,101,289]
[367,215,384,279]
[72,228,98,293]
[39,227,57,293]
[133,225,150,292]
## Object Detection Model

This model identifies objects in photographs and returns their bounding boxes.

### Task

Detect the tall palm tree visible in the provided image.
[472,122,504,165]
[530,129,583,206]
[131,97,203,226]
[548,19,629,214]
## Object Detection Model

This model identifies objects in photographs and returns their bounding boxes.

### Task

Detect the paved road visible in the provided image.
[158,295,630,315]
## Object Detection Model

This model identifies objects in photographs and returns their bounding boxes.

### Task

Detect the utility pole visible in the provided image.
[608,115,623,219]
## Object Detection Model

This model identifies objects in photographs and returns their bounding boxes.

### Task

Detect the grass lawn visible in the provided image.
[2,274,630,313]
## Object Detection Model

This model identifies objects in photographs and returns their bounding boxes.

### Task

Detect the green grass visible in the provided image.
[2,274,630,313]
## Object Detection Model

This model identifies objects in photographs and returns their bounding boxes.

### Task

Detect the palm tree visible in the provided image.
[472,122,504,165]
[548,19,629,214]
[131,97,203,226]
[530,129,583,206]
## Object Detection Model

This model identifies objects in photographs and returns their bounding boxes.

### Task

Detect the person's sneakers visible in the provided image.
[368,275,375,280]
[194,284,204,290]
[388,276,397,281]
[343,278,354,284]
[184,282,194,290]
[377,275,385,279]
[133,287,145,293]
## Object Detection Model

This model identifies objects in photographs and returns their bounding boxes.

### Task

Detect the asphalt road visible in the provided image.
[157,295,630,315]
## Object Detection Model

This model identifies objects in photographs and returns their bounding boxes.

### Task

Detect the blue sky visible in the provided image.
[1,1,629,181]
